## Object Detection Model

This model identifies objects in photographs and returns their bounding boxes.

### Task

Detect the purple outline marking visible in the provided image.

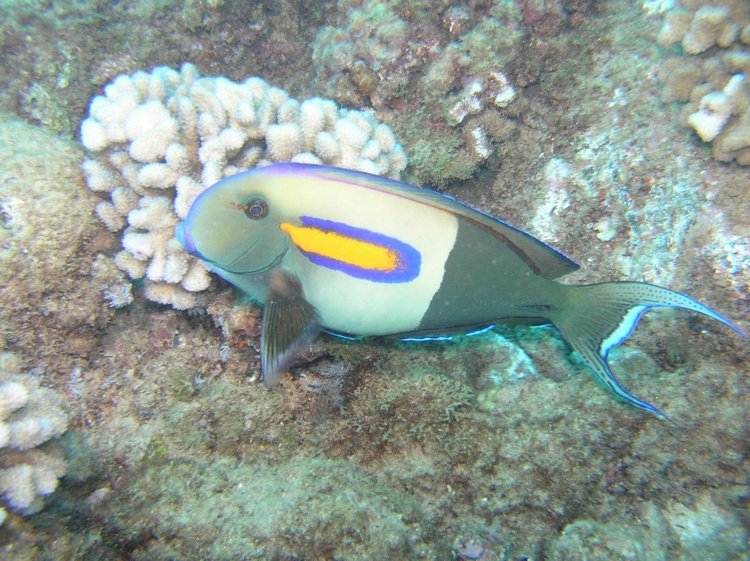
[296,216,421,283]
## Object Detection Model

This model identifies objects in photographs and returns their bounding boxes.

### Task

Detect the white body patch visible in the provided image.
[276,175,459,335]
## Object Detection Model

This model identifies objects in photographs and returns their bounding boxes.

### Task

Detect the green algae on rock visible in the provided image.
[99,456,426,560]
[0,114,121,373]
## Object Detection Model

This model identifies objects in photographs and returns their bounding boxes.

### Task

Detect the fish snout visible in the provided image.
[176,222,202,259]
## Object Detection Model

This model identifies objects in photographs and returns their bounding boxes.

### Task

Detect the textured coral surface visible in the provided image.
[80,63,407,310]
[0,116,119,374]
[0,362,69,523]
[0,1,747,560]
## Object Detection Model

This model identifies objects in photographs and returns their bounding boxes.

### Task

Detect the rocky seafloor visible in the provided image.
[0,0,748,559]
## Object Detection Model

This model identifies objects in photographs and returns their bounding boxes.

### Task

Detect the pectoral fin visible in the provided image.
[261,270,320,388]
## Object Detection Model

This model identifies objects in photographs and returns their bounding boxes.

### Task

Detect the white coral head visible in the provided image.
[688,91,732,142]
[82,64,407,310]
[0,383,29,420]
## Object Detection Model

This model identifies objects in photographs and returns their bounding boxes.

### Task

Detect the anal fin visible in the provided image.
[261,270,320,388]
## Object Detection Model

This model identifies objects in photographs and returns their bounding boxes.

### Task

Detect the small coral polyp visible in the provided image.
[81,63,407,310]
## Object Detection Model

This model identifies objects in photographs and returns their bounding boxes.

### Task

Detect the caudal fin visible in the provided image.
[549,282,745,420]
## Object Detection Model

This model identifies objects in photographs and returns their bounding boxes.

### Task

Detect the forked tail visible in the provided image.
[548,282,745,420]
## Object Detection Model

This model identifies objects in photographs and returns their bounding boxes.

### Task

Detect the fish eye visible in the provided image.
[244,198,268,220]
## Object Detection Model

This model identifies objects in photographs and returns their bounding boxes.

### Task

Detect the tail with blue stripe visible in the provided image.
[548,282,745,420]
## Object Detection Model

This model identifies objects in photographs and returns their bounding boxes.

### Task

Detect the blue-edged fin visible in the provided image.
[548,282,745,421]
[261,270,320,388]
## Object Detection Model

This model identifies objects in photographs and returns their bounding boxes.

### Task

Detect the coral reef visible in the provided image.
[549,518,668,561]
[0,355,68,525]
[0,2,746,560]
[311,0,531,186]
[99,456,425,559]
[0,1,328,139]
[81,63,407,309]
[549,493,748,561]
[0,114,120,374]
[2,308,746,558]
[657,0,750,163]
[514,128,750,301]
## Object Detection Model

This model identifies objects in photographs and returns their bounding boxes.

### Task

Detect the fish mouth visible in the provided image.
[216,244,287,275]
[178,223,287,275]
[226,239,260,269]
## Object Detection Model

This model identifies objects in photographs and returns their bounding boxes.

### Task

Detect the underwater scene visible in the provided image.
[0,0,749,559]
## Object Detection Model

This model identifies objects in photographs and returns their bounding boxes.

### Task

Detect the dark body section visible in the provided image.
[418,218,570,331]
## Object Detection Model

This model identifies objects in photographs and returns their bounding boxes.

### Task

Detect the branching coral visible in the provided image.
[81,63,407,309]
[657,1,750,163]
[0,360,68,525]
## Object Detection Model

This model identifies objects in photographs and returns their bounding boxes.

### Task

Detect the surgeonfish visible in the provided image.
[176,163,744,420]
